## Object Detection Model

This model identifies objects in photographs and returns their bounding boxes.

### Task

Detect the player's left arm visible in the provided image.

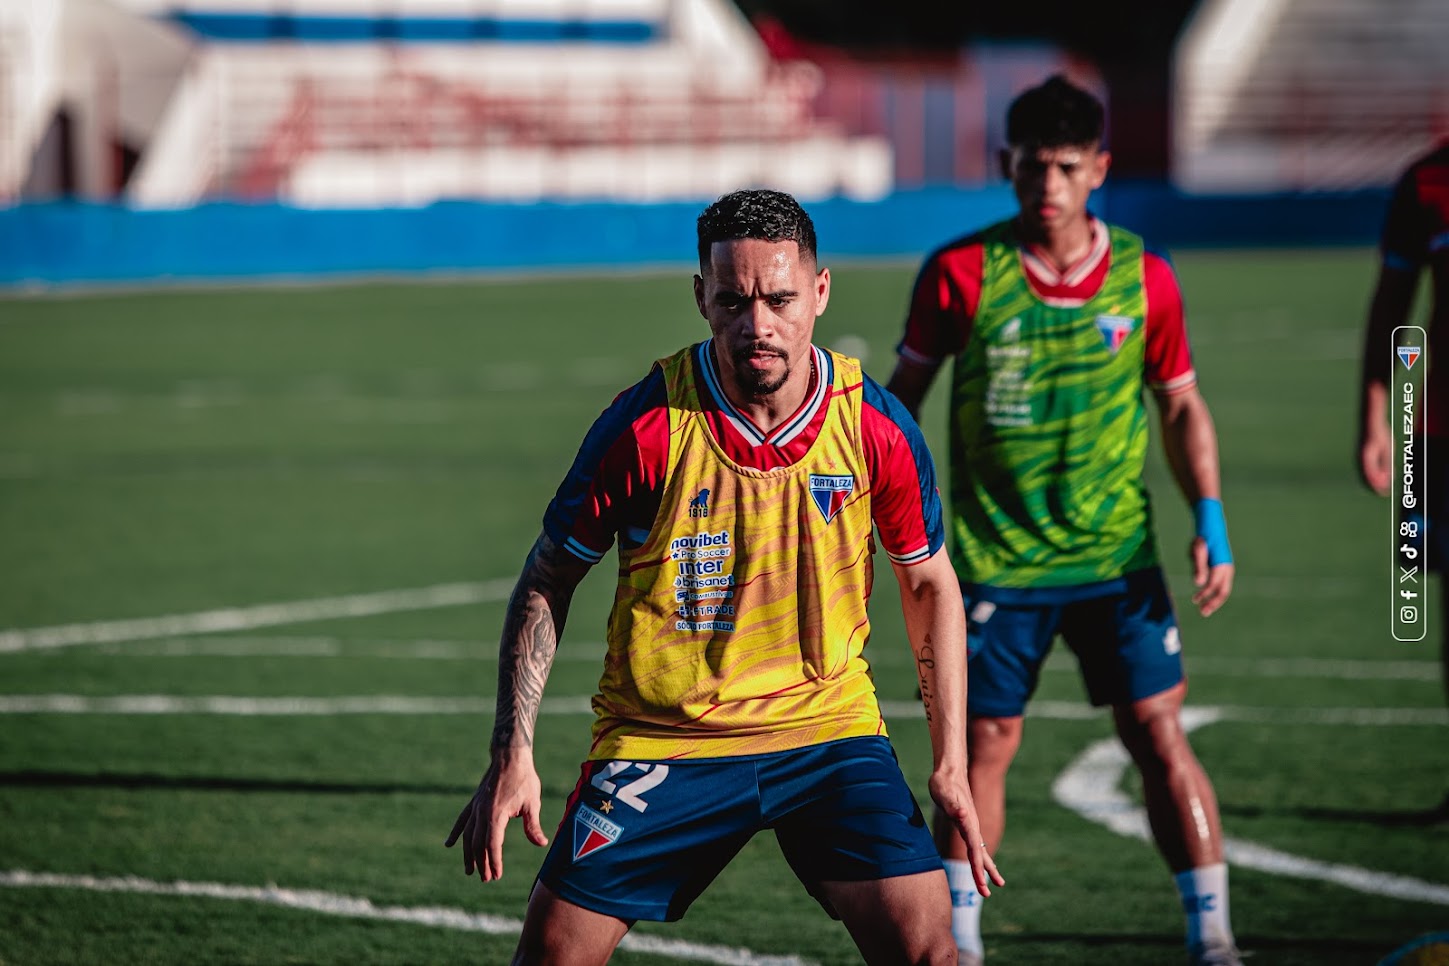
[891,547,1003,895]
[1156,387,1233,617]
[1358,167,1426,495]
[863,376,1003,893]
[1143,250,1233,617]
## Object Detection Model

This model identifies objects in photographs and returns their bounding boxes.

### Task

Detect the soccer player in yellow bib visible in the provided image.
[887,76,1240,966]
[448,188,1003,964]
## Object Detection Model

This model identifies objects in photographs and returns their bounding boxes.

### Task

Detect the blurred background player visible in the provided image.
[447,188,1002,964]
[1356,139,1449,819]
[885,75,1240,966]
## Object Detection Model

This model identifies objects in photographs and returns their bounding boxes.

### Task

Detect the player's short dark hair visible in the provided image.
[1006,74,1105,150]
[696,189,818,270]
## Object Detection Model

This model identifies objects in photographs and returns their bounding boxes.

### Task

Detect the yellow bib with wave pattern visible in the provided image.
[589,345,885,760]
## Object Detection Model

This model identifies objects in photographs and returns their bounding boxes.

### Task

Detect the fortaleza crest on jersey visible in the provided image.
[573,804,622,861]
[1094,314,1136,353]
[1399,345,1422,369]
[809,474,855,524]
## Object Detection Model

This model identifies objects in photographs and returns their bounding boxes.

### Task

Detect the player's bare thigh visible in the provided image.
[816,869,956,966]
[513,881,631,966]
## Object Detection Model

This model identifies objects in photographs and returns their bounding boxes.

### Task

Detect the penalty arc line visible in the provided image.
[1051,708,1449,907]
[0,870,816,966]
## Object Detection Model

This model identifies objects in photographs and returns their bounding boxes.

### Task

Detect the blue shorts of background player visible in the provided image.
[963,567,1185,717]
[535,735,942,923]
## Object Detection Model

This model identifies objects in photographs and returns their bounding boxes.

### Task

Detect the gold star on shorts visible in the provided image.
[599,800,614,814]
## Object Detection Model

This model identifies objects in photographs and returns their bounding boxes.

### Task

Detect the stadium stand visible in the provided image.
[1175,0,1449,191]
[88,0,892,206]
[0,0,191,204]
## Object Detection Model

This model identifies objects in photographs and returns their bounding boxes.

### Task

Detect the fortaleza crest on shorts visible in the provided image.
[1094,314,1136,353]
[573,804,622,861]
[1399,345,1422,369]
[809,474,855,524]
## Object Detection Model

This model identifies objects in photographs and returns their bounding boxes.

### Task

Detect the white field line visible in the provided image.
[0,694,1443,726]
[0,870,815,966]
[24,631,1445,684]
[0,581,516,653]
[1051,708,1449,907]
[0,694,587,715]
[92,636,608,662]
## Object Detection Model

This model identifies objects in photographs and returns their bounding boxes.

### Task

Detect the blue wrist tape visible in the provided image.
[1193,498,1233,566]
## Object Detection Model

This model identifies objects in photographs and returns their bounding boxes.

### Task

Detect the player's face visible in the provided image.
[1003,143,1110,234]
[694,238,830,399]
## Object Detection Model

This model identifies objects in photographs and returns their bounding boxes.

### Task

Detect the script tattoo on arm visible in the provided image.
[916,639,936,724]
[491,532,585,751]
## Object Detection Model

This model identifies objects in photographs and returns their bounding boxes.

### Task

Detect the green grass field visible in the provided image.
[0,248,1445,965]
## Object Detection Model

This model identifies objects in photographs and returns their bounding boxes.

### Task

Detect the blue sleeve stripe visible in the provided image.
[896,342,943,368]
[542,365,667,551]
[563,536,606,564]
[887,545,932,566]
[1383,251,1420,271]
[861,374,946,556]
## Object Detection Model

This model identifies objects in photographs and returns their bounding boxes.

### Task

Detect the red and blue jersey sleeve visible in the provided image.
[1142,247,1197,395]
[860,375,946,565]
[1381,147,1449,272]
[542,366,670,565]
[896,234,985,367]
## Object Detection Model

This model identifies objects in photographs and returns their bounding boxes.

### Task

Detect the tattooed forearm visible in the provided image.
[916,641,936,724]
[491,533,581,751]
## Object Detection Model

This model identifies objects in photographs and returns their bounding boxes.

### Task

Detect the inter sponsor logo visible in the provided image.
[808,474,854,524]
[573,804,623,861]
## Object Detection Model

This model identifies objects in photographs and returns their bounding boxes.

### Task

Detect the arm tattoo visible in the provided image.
[916,641,936,724]
[492,534,579,751]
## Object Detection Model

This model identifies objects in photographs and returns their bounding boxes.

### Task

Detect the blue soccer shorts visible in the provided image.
[534,735,942,922]
[964,567,1185,717]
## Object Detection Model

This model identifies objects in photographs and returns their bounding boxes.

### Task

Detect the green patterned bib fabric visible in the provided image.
[947,220,1159,588]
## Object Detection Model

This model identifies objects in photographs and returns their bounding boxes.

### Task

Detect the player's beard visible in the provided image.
[731,342,791,397]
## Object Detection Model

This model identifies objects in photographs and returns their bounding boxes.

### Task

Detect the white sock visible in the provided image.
[1174,863,1234,950]
[943,859,984,956]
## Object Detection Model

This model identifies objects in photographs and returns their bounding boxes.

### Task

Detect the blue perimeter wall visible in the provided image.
[0,183,1390,289]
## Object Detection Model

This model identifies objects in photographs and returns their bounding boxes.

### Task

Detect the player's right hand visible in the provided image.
[1190,538,1234,617]
[445,751,548,882]
[928,767,1005,896]
[1358,427,1392,496]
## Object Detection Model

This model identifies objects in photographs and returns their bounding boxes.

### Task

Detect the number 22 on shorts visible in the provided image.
[591,761,670,812]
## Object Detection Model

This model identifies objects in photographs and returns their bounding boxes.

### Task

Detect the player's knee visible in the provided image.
[968,715,1023,766]
[512,934,602,966]
[916,937,958,966]
[1119,709,1191,774]
[890,928,958,966]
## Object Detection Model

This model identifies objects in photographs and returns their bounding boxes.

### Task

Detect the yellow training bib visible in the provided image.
[589,344,886,760]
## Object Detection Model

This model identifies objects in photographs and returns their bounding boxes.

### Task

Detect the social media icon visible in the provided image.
[1400,606,1419,623]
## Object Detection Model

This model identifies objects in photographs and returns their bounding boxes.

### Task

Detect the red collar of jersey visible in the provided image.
[694,340,830,448]
[1018,217,1111,303]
